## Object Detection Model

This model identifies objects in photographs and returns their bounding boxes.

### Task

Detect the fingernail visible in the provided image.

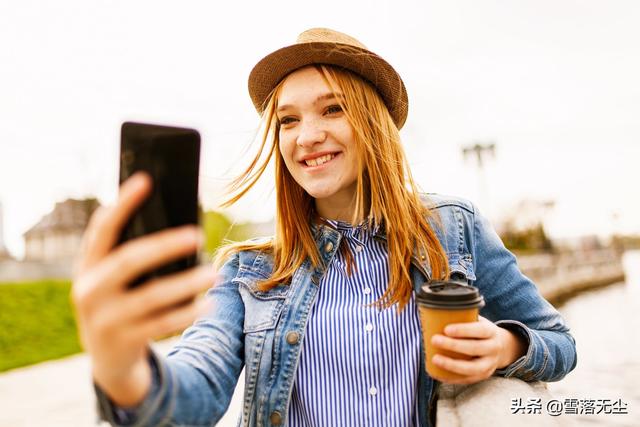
[130,171,148,188]
[445,326,456,335]
[432,335,443,345]
[180,226,199,244]
[189,228,204,247]
[197,231,206,247]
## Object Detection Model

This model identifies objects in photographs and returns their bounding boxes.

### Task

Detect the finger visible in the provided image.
[90,225,203,295]
[429,372,486,385]
[136,297,212,340]
[444,319,495,339]
[121,266,220,320]
[74,206,110,275]
[432,354,494,377]
[82,172,153,268]
[431,334,496,357]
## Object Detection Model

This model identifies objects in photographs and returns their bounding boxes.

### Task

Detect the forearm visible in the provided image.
[95,349,233,427]
[470,204,578,382]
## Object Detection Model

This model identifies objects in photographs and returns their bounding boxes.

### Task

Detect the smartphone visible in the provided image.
[118,121,201,288]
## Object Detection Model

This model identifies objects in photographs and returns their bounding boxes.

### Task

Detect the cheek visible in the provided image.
[337,122,356,150]
[338,127,358,174]
[278,136,298,171]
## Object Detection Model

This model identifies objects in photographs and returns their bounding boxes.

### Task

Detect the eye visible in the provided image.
[325,104,343,115]
[278,116,297,126]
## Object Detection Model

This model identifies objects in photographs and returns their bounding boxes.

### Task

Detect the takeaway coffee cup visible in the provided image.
[416,280,485,381]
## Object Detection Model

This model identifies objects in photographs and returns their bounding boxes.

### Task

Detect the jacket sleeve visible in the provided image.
[469,204,577,382]
[94,252,245,426]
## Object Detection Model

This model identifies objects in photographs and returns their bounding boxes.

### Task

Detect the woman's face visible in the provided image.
[277,66,358,213]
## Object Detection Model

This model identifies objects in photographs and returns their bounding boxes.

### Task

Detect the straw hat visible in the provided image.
[248,28,409,129]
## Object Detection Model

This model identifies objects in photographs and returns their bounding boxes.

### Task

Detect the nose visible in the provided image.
[296,118,326,148]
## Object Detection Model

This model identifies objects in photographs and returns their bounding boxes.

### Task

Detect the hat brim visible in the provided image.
[248,42,408,129]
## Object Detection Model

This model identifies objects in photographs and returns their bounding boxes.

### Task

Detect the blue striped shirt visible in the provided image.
[286,219,422,426]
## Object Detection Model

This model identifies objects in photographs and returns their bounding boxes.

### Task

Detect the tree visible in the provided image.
[201,211,254,257]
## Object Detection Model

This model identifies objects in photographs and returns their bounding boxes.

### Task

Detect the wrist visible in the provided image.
[93,357,152,408]
[497,327,527,369]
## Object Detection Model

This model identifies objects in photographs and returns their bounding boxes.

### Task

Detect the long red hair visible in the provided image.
[215,64,449,311]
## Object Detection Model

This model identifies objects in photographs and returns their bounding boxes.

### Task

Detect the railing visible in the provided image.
[436,249,625,425]
[517,248,625,302]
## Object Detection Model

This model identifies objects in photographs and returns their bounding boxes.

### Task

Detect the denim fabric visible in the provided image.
[95,193,577,427]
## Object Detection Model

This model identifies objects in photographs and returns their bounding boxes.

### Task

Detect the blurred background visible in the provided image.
[0,1,638,426]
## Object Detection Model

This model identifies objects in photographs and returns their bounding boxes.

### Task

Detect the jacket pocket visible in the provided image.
[234,271,289,333]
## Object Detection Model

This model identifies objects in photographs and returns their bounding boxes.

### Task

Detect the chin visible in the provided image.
[302,184,339,200]
[305,189,336,200]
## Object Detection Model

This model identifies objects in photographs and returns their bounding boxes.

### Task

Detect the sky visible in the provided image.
[1,0,639,259]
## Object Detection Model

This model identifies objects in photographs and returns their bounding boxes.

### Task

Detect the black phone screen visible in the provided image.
[118,121,201,288]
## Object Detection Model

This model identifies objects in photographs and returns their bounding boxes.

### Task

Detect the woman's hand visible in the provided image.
[71,172,219,406]
[429,316,527,385]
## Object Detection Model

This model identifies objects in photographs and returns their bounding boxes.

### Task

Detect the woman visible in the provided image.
[72,28,577,427]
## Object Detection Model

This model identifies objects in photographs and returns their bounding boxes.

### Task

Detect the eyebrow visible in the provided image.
[276,93,344,113]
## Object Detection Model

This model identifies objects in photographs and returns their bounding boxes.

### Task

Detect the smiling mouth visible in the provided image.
[301,153,339,167]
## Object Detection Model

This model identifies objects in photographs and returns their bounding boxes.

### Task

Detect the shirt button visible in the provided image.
[324,241,334,253]
[270,411,283,425]
[369,386,378,396]
[355,245,363,252]
[364,287,371,295]
[286,331,300,345]
[365,323,374,332]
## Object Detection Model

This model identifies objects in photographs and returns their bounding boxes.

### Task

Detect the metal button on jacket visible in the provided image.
[286,331,300,345]
[324,241,334,253]
[270,410,283,425]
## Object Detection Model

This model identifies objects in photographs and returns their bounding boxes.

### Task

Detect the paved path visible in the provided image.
[0,339,244,427]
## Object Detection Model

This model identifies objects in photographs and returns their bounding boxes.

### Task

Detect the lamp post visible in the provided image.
[462,142,496,212]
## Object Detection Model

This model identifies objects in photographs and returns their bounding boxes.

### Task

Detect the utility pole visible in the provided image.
[462,142,496,212]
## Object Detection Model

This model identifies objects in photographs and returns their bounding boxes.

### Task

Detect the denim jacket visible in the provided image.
[95,194,577,427]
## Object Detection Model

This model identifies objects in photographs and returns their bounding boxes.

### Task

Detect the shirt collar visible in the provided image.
[312,216,385,239]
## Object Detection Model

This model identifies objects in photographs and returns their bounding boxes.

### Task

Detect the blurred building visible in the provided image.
[23,198,100,262]
[0,201,11,259]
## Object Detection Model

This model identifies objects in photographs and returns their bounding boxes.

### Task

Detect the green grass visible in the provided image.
[0,212,251,373]
[0,280,82,372]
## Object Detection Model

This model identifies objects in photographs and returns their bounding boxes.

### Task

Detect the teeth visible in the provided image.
[305,153,336,167]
